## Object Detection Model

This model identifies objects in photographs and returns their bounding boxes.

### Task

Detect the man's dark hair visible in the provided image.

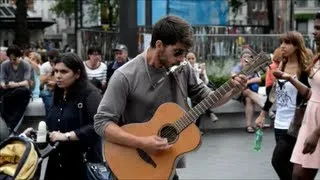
[87,47,101,55]
[150,15,194,49]
[47,49,59,63]
[6,45,22,57]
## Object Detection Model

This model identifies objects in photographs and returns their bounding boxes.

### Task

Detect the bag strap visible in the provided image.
[76,91,89,162]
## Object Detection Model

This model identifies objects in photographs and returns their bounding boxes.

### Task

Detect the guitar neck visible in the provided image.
[172,51,271,134]
[174,79,234,133]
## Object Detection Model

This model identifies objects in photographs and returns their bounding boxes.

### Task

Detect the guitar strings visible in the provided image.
[161,51,270,141]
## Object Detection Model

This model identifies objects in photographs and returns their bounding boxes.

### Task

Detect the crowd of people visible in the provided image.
[0,11,320,180]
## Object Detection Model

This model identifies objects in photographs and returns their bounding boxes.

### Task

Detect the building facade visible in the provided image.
[294,0,320,35]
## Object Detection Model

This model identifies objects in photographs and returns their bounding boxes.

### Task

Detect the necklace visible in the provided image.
[144,50,168,89]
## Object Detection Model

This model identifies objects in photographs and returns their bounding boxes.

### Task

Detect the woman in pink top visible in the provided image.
[273,13,320,179]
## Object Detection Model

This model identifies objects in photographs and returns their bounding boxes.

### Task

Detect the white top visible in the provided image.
[189,62,209,85]
[274,77,298,129]
[40,61,53,76]
[84,61,107,84]
[40,61,53,91]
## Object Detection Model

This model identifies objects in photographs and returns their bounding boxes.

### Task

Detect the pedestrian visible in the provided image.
[255,31,311,180]
[289,12,320,180]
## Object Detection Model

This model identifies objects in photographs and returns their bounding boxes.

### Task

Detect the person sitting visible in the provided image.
[231,48,264,133]
[0,45,32,132]
[27,51,42,98]
[83,47,107,92]
[186,52,218,128]
[39,49,59,118]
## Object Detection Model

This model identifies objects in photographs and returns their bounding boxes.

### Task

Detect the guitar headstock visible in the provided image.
[241,51,272,76]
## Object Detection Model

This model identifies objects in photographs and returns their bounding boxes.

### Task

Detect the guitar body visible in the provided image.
[104,102,201,180]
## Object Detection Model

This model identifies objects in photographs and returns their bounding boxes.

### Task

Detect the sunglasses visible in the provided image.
[173,49,187,57]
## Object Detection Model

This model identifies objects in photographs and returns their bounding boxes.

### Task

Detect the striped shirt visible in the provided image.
[84,61,107,84]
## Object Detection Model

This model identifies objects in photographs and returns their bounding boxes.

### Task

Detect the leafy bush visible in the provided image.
[208,75,230,88]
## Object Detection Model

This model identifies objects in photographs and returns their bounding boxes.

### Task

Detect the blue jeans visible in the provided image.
[40,90,52,118]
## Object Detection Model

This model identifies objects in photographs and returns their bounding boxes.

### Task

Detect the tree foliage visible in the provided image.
[50,0,120,29]
[50,0,75,17]
[230,0,245,19]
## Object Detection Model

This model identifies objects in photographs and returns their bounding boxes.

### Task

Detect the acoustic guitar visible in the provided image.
[104,52,272,180]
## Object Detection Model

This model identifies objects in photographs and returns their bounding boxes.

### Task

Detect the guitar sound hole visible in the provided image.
[158,125,178,144]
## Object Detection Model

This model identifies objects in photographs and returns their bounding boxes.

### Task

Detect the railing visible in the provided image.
[192,34,314,61]
[78,29,315,70]
[78,29,119,61]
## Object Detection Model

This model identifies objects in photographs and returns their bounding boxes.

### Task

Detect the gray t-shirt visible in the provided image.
[0,59,32,83]
[94,51,211,168]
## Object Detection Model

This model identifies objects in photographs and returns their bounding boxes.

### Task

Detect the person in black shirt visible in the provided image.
[45,53,102,180]
[106,44,130,86]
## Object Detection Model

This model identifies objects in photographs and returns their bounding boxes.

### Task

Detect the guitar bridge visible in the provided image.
[136,148,157,168]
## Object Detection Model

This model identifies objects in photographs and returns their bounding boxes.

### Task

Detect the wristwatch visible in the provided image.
[65,132,71,141]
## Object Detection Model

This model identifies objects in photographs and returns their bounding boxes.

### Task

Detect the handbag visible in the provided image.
[83,152,114,180]
[76,93,114,180]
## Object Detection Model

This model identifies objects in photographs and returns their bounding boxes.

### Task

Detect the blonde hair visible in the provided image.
[29,52,42,64]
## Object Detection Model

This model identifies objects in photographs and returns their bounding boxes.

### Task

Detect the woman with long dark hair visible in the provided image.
[45,53,102,180]
[255,31,311,179]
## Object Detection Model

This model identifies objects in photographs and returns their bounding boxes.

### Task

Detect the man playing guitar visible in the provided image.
[94,15,247,179]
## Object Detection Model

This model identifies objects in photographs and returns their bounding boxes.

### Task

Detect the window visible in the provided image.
[296,0,307,7]
[238,6,242,15]
[68,18,72,27]
[252,2,258,12]
[296,20,308,34]
[260,1,266,12]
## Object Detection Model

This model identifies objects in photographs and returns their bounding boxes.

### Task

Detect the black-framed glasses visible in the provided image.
[173,49,187,57]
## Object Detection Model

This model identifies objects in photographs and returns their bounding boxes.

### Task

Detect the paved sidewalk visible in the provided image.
[177,128,320,180]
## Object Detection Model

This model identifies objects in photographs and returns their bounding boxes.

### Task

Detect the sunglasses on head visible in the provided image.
[173,49,187,57]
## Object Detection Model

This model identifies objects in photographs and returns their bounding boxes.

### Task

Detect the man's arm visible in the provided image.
[94,71,170,154]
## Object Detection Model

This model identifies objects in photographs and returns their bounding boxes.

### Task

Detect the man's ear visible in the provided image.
[155,40,164,51]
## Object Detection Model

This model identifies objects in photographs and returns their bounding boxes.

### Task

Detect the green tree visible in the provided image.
[15,0,29,48]
[50,0,119,29]
[50,0,75,17]
[230,0,244,19]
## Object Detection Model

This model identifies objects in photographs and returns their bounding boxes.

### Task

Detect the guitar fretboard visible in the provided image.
[170,51,270,134]
[173,79,235,133]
